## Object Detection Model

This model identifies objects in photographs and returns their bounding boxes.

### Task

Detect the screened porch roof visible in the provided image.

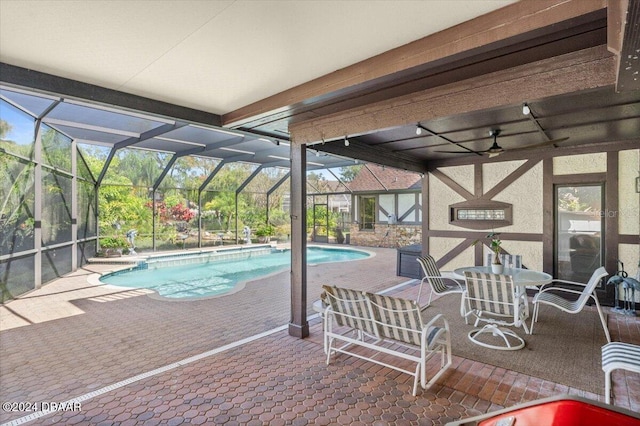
[0,85,356,173]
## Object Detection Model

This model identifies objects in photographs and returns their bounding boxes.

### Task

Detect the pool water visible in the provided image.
[100,247,370,299]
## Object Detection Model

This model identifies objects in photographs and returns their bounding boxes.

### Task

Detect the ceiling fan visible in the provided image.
[439,129,569,158]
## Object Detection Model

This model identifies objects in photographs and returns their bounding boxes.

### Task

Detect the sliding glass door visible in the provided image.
[555,184,604,282]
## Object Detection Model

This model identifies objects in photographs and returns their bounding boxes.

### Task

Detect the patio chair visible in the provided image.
[416,255,466,317]
[486,253,542,292]
[486,253,523,269]
[464,271,529,350]
[531,266,610,342]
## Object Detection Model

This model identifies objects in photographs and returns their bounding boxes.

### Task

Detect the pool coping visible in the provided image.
[87,244,376,301]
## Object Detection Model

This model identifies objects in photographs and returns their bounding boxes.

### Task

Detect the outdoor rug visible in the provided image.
[424,295,608,395]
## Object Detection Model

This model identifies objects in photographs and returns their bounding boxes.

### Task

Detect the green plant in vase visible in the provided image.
[473,231,503,273]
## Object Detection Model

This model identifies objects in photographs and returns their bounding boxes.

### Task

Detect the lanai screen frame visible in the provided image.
[0,82,356,300]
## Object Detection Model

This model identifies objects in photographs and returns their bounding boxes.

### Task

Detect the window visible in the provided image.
[359,196,375,230]
[456,209,506,220]
[449,200,512,230]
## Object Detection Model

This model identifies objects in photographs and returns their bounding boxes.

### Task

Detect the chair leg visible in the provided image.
[417,279,426,305]
[605,369,612,404]
[530,302,539,335]
[593,296,611,343]
[462,291,471,324]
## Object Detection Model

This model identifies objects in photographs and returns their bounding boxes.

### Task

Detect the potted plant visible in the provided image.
[254,224,275,243]
[487,232,503,273]
[473,232,503,273]
[98,236,129,257]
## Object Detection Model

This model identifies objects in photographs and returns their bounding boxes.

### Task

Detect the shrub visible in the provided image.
[99,236,129,249]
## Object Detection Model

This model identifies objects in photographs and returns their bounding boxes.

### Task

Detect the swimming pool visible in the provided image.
[99,246,371,299]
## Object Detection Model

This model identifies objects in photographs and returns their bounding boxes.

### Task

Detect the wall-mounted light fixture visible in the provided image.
[522,103,531,115]
[416,125,423,135]
[344,136,350,146]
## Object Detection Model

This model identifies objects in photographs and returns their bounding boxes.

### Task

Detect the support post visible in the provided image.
[289,142,308,338]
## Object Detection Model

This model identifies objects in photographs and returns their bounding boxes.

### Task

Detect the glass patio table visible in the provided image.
[452,266,552,287]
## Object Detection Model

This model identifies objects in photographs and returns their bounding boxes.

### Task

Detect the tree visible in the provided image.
[0,119,12,139]
[98,175,151,235]
[339,165,363,182]
[204,191,245,231]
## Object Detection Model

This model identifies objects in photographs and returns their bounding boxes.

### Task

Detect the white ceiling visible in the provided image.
[0,0,516,116]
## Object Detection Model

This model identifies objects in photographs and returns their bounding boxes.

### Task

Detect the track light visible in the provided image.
[416,125,422,135]
[344,136,350,146]
[522,103,531,115]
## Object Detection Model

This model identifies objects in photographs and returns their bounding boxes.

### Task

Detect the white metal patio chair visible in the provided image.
[486,253,542,292]
[531,266,610,342]
[416,255,466,317]
[464,271,529,350]
[486,253,522,269]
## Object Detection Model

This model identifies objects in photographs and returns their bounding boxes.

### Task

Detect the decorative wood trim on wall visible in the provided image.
[474,240,483,267]
[436,238,475,269]
[424,142,631,309]
[480,160,538,200]
[605,151,619,298]
[430,169,474,201]
[619,234,639,244]
[553,172,607,184]
[421,174,429,255]
[398,206,416,222]
[427,230,543,241]
[543,158,554,274]
[474,163,483,198]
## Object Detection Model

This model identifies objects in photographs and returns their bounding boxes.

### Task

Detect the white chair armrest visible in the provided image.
[422,274,465,290]
[423,313,448,329]
[440,271,459,280]
[547,278,589,287]
[535,286,588,299]
[537,278,588,292]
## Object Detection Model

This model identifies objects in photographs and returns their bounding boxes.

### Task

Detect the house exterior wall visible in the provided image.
[350,191,421,248]
[423,145,639,305]
[350,224,421,248]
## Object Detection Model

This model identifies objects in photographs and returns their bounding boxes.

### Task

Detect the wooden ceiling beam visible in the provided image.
[312,139,427,173]
[289,45,616,144]
[223,0,606,128]
[608,0,640,92]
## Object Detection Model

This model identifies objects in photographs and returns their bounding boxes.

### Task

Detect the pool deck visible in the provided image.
[0,245,638,425]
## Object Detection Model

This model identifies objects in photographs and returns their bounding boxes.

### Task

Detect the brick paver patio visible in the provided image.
[1,245,638,425]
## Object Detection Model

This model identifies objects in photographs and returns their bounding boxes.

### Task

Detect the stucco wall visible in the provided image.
[619,149,639,236]
[488,161,543,234]
[429,237,473,271]
[426,148,638,282]
[553,152,607,175]
[429,173,466,231]
[619,243,639,279]
[483,160,526,191]
[439,164,474,195]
